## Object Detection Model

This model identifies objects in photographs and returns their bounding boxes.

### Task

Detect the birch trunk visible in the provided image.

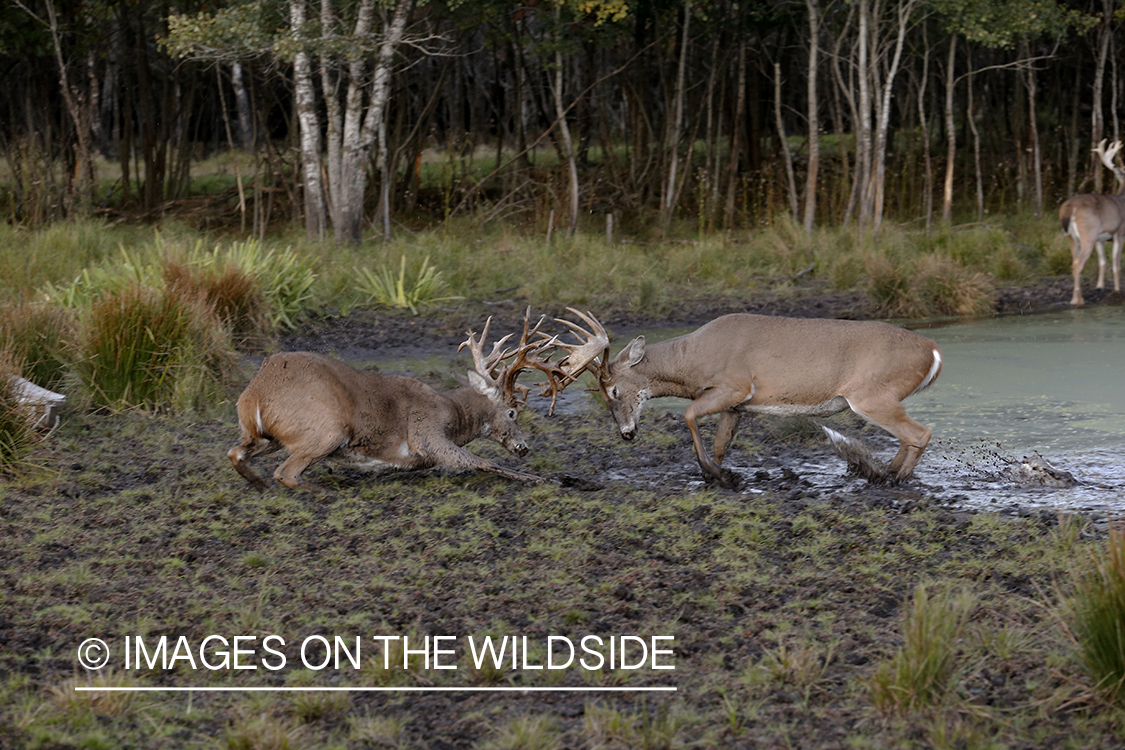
[289,0,327,240]
[941,33,957,225]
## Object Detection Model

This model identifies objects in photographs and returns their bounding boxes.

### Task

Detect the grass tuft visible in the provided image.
[356,255,458,315]
[0,352,38,474]
[1063,525,1125,705]
[870,585,977,713]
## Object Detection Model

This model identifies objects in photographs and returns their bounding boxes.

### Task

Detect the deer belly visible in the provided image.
[333,440,415,474]
[740,395,850,418]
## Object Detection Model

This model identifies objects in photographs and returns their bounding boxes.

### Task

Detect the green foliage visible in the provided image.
[356,255,458,315]
[870,585,977,713]
[72,285,236,413]
[1065,527,1125,704]
[867,252,994,319]
[39,245,163,309]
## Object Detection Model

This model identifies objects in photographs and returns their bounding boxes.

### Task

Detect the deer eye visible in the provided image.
[609,385,619,399]
[507,409,518,420]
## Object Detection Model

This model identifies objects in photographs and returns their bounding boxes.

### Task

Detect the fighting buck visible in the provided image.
[552,311,942,488]
[1059,138,1125,306]
[228,312,561,491]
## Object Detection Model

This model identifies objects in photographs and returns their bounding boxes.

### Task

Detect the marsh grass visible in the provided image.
[0,301,76,390]
[162,255,270,346]
[72,284,236,412]
[481,713,564,750]
[0,353,37,474]
[1062,526,1125,705]
[870,585,977,713]
[226,711,307,750]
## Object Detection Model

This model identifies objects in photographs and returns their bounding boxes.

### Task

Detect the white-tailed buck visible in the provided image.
[1059,139,1125,306]
[552,311,943,489]
[228,313,561,491]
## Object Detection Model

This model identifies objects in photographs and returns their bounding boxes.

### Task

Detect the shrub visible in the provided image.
[867,253,995,319]
[207,239,317,330]
[1064,525,1125,704]
[72,285,235,412]
[870,585,976,713]
[0,301,75,390]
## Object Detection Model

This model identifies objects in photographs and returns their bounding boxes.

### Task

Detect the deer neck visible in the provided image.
[631,338,699,400]
[445,387,492,445]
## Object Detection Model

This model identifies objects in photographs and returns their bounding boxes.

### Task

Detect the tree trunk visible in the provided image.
[660,0,690,237]
[551,6,579,237]
[775,62,799,221]
[1091,0,1113,192]
[803,0,820,232]
[290,0,327,240]
[232,62,254,149]
[941,33,957,225]
[724,39,747,228]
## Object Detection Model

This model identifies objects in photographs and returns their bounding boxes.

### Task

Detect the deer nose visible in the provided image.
[620,426,636,440]
[511,441,529,457]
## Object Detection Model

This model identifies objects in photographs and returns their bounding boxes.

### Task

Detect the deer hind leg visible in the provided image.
[1070,231,1096,306]
[228,434,282,490]
[418,438,544,483]
[713,411,743,467]
[846,398,932,483]
[1113,234,1123,292]
[272,429,348,491]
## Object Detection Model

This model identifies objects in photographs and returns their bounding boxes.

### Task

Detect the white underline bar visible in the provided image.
[75,686,677,693]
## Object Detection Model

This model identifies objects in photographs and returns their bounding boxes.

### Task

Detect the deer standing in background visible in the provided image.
[228,313,562,491]
[1059,139,1125,306]
[550,311,942,489]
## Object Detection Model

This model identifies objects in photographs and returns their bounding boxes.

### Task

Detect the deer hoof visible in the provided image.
[704,468,742,491]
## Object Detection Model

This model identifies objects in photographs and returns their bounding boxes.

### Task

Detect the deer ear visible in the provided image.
[619,336,646,367]
[467,370,500,400]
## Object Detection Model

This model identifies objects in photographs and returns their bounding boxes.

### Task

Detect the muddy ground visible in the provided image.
[3,276,1124,749]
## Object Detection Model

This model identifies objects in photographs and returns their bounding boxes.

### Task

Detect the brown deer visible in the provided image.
[228,313,561,491]
[551,311,942,489]
[1059,139,1125,306]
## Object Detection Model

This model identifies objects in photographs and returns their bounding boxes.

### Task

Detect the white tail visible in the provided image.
[1059,139,1125,306]
[228,312,555,491]
[555,312,942,489]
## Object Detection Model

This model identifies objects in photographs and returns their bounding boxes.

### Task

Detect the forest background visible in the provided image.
[4,0,1125,247]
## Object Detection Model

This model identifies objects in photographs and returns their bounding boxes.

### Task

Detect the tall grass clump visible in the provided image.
[163,256,269,346]
[1062,526,1125,704]
[0,352,36,475]
[866,252,994,319]
[0,301,75,389]
[203,239,316,330]
[72,285,236,412]
[870,585,977,713]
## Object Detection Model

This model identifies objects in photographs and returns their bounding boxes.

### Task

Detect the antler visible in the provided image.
[459,316,515,390]
[1094,139,1125,186]
[520,308,612,415]
[551,308,610,384]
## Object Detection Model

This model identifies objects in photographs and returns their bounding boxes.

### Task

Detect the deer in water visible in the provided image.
[549,311,943,489]
[1059,139,1125,306]
[228,312,567,491]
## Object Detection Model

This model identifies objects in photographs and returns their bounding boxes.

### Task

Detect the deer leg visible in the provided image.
[228,435,282,490]
[684,389,745,487]
[272,429,348,491]
[1096,239,1108,290]
[713,410,743,467]
[418,438,544,483]
[1114,234,1123,292]
[847,399,932,483]
[1071,232,1095,306]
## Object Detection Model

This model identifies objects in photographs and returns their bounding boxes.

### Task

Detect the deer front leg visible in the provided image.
[419,437,545,483]
[684,388,745,489]
[1096,239,1108,290]
[1113,234,1123,292]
